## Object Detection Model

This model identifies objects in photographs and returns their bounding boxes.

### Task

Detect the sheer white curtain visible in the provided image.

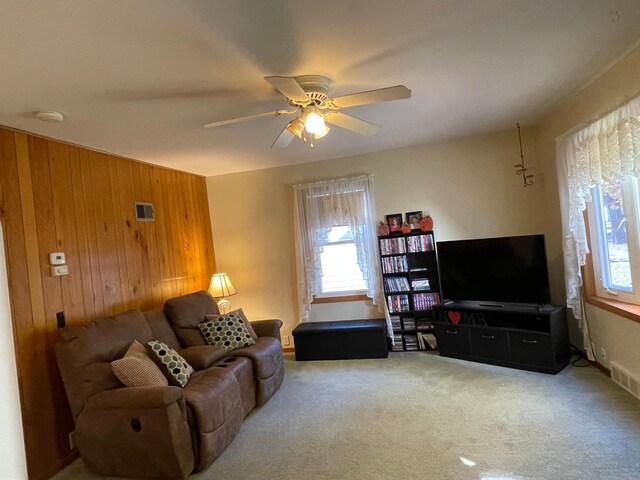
[293,174,386,326]
[556,94,640,358]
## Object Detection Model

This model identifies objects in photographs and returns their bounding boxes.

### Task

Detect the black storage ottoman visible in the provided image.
[292,319,389,361]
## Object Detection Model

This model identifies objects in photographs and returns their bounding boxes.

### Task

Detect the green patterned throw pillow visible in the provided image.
[199,311,256,352]
[147,340,194,387]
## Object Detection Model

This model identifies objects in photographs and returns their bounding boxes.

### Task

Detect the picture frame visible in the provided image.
[406,211,422,230]
[386,213,403,232]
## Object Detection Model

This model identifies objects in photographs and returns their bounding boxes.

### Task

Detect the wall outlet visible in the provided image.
[600,347,607,361]
[282,335,290,346]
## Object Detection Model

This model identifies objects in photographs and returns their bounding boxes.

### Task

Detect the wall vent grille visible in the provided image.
[135,202,154,221]
[610,361,640,400]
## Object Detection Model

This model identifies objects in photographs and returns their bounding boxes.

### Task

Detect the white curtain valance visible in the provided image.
[556,94,640,358]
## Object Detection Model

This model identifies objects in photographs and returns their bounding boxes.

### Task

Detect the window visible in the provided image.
[587,177,640,305]
[317,225,366,295]
[293,175,384,322]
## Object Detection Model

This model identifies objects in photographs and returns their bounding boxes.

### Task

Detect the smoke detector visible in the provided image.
[35,110,64,122]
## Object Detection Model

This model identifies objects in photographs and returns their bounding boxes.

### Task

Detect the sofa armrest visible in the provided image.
[250,319,283,341]
[85,386,183,410]
[179,345,227,370]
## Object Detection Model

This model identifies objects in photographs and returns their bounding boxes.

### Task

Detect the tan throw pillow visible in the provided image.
[111,340,169,387]
[206,308,258,341]
[147,340,194,387]
[200,310,256,352]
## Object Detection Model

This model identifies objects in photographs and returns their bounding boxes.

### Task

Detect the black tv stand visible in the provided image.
[433,301,569,374]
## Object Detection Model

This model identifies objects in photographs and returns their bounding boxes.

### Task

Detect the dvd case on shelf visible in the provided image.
[406,234,434,253]
[413,292,441,311]
[379,237,406,255]
[382,255,409,273]
[384,277,411,292]
[387,294,410,313]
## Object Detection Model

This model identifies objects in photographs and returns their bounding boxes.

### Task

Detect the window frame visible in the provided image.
[312,225,368,300]
[583,193,640,325]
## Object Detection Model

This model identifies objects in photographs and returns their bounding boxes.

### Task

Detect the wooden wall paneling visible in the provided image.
[23,134,68,474]
[110,157,135,310]
[77,148,105,316]
[135,163,164,309]
[171,171,191,294]
[68,145,99,321]
[149,166,176,300]
[1,126,217,479]
[45,141,85,468]
[191,175,210,288]
[195,176,211,288]
[131,163,156,310]
[180,172,197,293]
[49,141,86,325]
[197,176,216,281]
[186,174,204,289]
[0,129,34,445]
[88,151,124,315]
[162,169,187,295]
[115,158,148,310]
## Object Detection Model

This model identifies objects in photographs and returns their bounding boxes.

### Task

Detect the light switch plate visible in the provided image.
[49,252,66,265]
[51,265,69,276]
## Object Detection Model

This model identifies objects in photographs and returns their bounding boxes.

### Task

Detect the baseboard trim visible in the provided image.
[570,343,611,376]
[283,347,295,353]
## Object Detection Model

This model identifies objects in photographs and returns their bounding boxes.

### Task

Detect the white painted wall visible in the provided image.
[535,44,640,378]
[206,127,546,343]
[0,223,28,479]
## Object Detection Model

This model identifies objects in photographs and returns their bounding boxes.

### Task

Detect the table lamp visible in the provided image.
[208,273,237,314]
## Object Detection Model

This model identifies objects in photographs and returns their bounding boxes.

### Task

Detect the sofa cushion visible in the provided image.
[111,340,169,387]
[183,368,244,472]
[148,340,194,387]
[143,310,181,351]
[205,308,257,341]
[200,313,255,352]
[179,345,228,371]
[183,368,241,434]
[233,336,283,379]
[164,291,219,346]
[55,309,154,421]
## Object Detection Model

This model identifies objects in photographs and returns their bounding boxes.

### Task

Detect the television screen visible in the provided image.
[437,234,551,305]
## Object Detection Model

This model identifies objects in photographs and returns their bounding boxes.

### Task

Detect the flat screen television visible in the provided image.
[437,234,551,305]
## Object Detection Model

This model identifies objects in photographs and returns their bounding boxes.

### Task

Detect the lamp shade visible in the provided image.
[208,273,237,298]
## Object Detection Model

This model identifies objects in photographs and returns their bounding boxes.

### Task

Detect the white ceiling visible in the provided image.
[1,1,640,177]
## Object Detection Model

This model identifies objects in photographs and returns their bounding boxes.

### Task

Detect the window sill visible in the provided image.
[312,294,369,304]
[584,295,640,325]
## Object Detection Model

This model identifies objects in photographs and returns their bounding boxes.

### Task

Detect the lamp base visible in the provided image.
[217,298,231,314]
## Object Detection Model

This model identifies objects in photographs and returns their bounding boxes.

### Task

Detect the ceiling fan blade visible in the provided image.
[203,109,294,128]
[324,112,379,137]
[328,85,411,109]
[271,127,295,149]
[264,76,309,103]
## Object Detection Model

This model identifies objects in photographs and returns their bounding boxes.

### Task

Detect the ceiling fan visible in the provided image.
[203,75,411,148]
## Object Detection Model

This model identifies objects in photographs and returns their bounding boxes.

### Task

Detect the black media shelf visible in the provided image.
[433,301,570,374]
[379,230,441,352]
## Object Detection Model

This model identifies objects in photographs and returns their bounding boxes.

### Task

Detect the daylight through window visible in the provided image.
[587,177,640,305]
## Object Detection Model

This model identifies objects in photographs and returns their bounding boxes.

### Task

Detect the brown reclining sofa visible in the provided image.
[56,290,284,479]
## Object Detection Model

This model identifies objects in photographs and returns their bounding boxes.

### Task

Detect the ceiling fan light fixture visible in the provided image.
[286,118,305,138]
[304,110,327,136]
[313,124,330,139]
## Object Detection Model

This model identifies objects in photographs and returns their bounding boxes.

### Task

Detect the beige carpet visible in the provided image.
[53,353,640,480]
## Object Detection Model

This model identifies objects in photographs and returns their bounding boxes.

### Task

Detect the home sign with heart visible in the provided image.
[447,311,461,324]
